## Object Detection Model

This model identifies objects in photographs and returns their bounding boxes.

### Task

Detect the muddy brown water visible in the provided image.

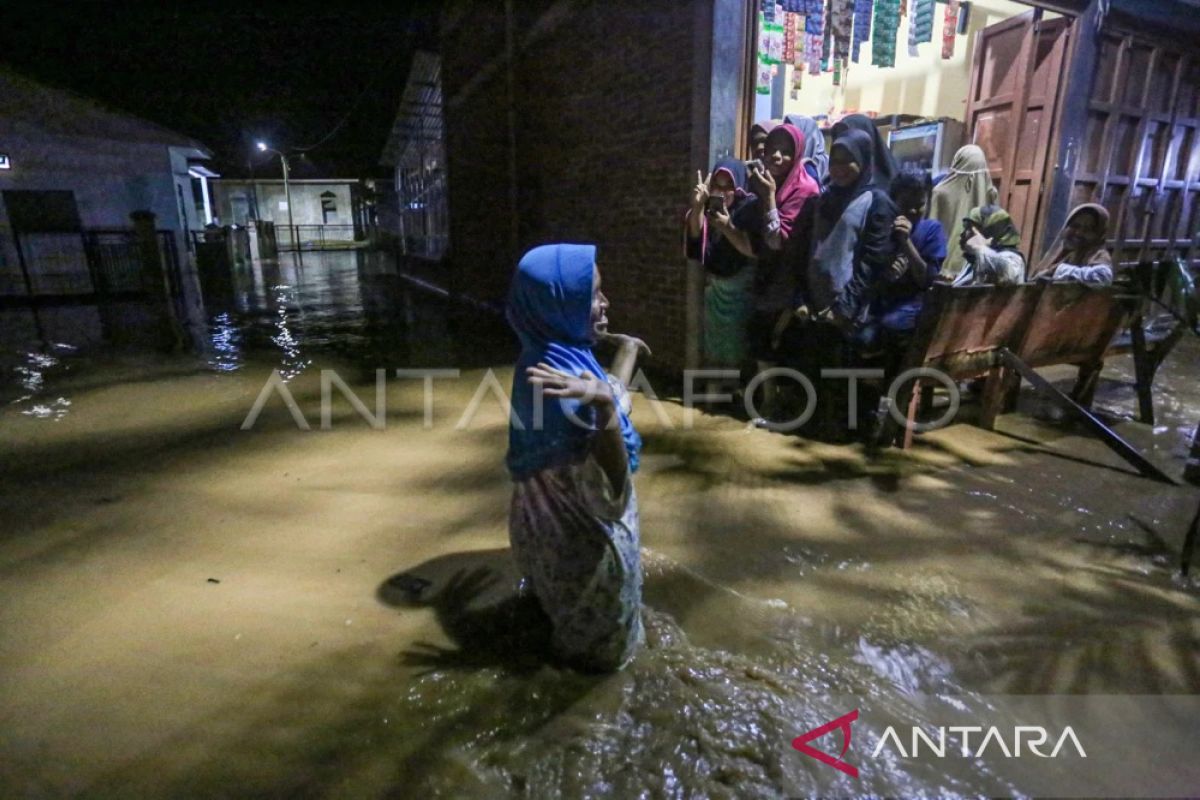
[1,251,1197,797]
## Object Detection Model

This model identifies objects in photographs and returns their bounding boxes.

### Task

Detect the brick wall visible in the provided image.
[441,0,707,370]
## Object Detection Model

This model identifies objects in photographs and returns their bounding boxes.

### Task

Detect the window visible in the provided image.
[320,191,338,224]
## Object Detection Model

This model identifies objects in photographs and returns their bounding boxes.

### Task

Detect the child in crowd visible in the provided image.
[872,172,947,335]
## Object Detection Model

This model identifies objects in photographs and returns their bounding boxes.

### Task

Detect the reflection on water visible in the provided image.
[205,312,242,373]
[2,250,517,405]
[7,344,76,421]
[266,285,311,383]
[1,250,1197,797]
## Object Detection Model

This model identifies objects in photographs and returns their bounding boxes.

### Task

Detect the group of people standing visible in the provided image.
[686,114,1116,434]
[492,116,1122,674]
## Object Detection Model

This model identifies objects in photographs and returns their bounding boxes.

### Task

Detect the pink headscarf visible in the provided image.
[769,123,821,240]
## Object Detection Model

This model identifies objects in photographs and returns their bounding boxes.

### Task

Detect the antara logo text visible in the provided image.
[793,709,1087,778]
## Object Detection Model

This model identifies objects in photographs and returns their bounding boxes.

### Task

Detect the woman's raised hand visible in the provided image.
[748,163,776,196]
[708,204,732,230]
[526,363,614,408]
[962,228,992,257]
[691,170,711,212]
[600,332,652,359]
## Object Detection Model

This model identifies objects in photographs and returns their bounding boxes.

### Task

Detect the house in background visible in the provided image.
[0,67,215,299]
[207,178,373,248]
[379,50,448,261]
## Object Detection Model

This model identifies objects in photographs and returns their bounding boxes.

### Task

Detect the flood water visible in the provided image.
[1,250,1198,798]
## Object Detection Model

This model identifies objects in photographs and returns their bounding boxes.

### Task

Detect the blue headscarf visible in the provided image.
[505,243,641,481]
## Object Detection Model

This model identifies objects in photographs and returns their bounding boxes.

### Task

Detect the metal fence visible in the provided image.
[277,224,360,251]
[1,228,180,303]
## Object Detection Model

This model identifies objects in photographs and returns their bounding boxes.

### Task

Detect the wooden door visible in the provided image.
[1059,32,1200,269]
[964,10,1072,262]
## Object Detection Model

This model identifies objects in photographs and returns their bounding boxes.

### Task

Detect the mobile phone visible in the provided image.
[705,194,726,215]
[745,158,764,173]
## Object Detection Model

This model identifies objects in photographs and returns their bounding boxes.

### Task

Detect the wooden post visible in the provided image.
[130,210,183,352]
[980,365,1019,430]
[1128,312,1155,424]
[997,347,1177,485]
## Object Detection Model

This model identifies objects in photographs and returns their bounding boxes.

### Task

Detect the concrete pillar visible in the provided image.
[248,219,278,260]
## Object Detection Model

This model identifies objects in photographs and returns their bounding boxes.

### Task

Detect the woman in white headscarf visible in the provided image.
[930,145,997,278]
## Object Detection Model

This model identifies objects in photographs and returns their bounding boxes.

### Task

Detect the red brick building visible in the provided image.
[435,0,748,371]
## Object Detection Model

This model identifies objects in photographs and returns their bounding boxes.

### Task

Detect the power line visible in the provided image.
[291,45,408,154]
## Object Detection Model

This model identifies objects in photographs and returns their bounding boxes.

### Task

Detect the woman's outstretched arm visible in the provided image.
[600,333,651,387]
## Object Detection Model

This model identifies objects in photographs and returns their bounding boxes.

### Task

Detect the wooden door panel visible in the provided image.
[1079,32,1198,266]
[1092,36,1121,104]
[1167,126,1193,181]
[1015,108,1045,174]
[1009,185,1032,229]
[966,11,1071,261]
[1120,45,1154,108]
[1150,53,1184,114]
[972,111,1012,181]
[1030,32,1063,98]
[976,20,1027,101]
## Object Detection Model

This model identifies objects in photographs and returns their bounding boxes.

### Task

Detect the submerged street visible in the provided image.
[1,251,1197,797]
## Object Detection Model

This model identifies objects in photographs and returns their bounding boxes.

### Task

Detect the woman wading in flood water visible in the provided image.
[506,243,649,672]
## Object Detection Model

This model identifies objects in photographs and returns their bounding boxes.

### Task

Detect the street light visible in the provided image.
[257,141,295,249]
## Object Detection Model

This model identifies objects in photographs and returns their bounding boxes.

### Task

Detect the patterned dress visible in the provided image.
[508,376,643,672]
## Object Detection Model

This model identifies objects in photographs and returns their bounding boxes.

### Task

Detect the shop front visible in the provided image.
[734,0,1200,268]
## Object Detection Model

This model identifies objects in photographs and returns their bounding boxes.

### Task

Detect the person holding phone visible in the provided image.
[872,171,946,334]
[685,159,762,371]
[950,205,1026,286]
[806,129,899,330]
[745,123,821,426]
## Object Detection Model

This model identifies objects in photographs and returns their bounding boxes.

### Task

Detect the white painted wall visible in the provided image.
[0,126,200,293]
[779,0,1046,121]
[210,181,357,240]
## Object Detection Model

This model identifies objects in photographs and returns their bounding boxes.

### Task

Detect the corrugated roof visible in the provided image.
[379,50,443,168]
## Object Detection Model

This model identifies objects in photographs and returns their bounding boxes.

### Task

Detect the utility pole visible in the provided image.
[257,142,295,248]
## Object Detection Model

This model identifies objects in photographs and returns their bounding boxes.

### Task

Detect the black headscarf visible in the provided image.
[818,130,899,321]
[831,114,898,190]
[819,130,876,228]
[697,157,762,278]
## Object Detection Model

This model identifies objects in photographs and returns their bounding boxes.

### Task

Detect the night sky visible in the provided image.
[0,2,440,178]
